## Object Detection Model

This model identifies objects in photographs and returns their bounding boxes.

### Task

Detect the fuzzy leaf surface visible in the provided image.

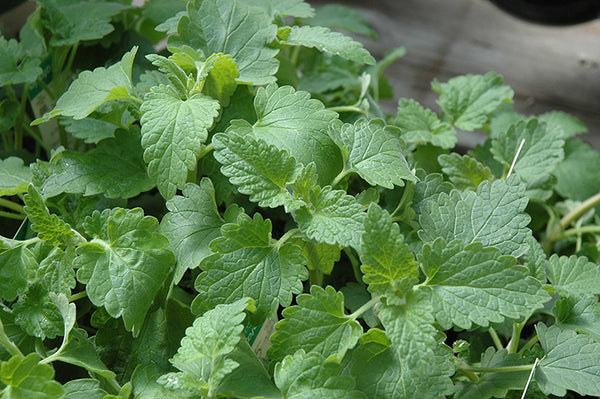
[0,353,63,398]
[554,139,600,201]
[329,118,415,188]
[420,239,549,330]
[75,208,173,336]
[419,176,531,257]
[546,254,600,297]
[268,285,363,361]
[438,153,493,190]
[393,98,456,149]
[193,214,308,322]
[241,0,314,17]
[213,132,299,209]
[536,324,600,396]
[0,37,42,86]
[0,246,35,302]
[160,180,224,284]
[140,85,220,199]
[305,4,375,38]
[554,296,600,342]
[13,284,63,339]
[281,25,375,65]
[432,72,514,131]
[0,157,32,197]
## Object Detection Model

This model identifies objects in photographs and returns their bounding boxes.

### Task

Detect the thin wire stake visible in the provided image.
[521,357,540,399]
[507,139,526,178]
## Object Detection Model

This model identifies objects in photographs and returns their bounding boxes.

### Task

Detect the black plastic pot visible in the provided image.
[489,0,600,25]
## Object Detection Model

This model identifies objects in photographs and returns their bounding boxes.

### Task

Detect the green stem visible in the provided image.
[0,319,23,357]
[14,83,30,150]
[349,296,379,320]
[199,143,214,159]
[488,327,503,351]
[0,198,24,213]
[64,42,79,76]
[309,268,323,286]
[35,78,56,99]
[390,181,415,219]
[506,320,526,354]
[326,105,365,115]
[460,364,534,373]
[0,210,25,220]
[518,335,539,356]
[277,228,299,247]
[556,225,600,240]
[69,291,88,302]
[544,191,600,254]
[331,169,351,188]
[343,247,363,284]
[459,368,480,383]
[22,122,51,153]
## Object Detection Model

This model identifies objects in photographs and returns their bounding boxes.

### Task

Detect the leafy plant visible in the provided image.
[1,0,600,398]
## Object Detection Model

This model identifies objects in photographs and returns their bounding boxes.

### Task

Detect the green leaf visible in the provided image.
[38,0,127,47]
[193,214,308,322]
[23,185,84,247]
[39,127,154,199]
[0,157,32,197]
[419,176,532,257]
[140,84,220,199]
[340,283,378,328]
[420,239,549,330]
[281,26,375,65]
[240,0,314,18]
[60,118,119,144]
[13,284,63,340]
[298,239,340,274]
[37,247,76,296]
[350,329,452,399]
[360,204,418,299]
[0,37,42,86]
[329,118,415,188]
[0,245,36,302]
[62,379,108,399]
[539,111,587,139]
[392,98,457,149]
[172,0,279,85]
[454,348,530,399]
[202,53,239,107]
[432,72,514,131]
[553,139,600,201]
[377,292,455,397]
[160,180,224,284]
[0,353,63,399]
[304,4,376,38]
[491,119,564,200]
[536,323,600,397]
[438,153,493,190]
[212,132,300,210]
[274,350,366,399]
[554,296,600,342]
[227,84,341,185]
[162,298,253,398]
[34,47,138,124]
[293,185,365,249]
[268,285,363,361]
[546,254,600,297]
[75,208,174,336]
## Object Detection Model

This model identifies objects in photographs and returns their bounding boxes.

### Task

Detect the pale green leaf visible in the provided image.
[0,245,36,302]
[305,4,376,38]
[393,98,457,149]
[454,348,530,399]
[40,127,154,199]
[554,296,600,342]
[298,238,340,274]
[420,239,549,330]
[203,53,239,106]
[360,204,418,299]
[378,291,455,397]
[34,47,138,124]
[0,157,32,197]
[140,84,220,199]
[62,379,108,399]
[539,111,587,139]
[227,84,341,185]
[281,25,375,65]
[172,0,279,85]
[0,37,42,86]
[160,180,224,284]
[212,132,300,209]
[546,254,600,297]
[293,185,365,249]
[13,284,63,339]
[554,139,600,201]
[329,118,415,188]
[536,323,600,397]
[432,72,514,131]
[60,117,118,144]
[274,350,366,399]
[0,353,63,399]
[438,153,493,190]
[268,285,363,361]
[419,176,531,257]
[75,208,174,336]
[240,0,314,18]
[193,214,308,322]
[145,53,189,96]
[491,119,564,199]
[23,185,84,247]
[53,328,115,381]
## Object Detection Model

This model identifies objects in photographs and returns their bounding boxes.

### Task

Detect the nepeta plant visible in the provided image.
[1,0,599,398]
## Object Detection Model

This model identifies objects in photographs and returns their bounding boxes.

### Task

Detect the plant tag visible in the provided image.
[243,317,277,358]
[28,57,60,148]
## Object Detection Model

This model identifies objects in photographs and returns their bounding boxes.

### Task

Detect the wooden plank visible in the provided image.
[312,0,600,147]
